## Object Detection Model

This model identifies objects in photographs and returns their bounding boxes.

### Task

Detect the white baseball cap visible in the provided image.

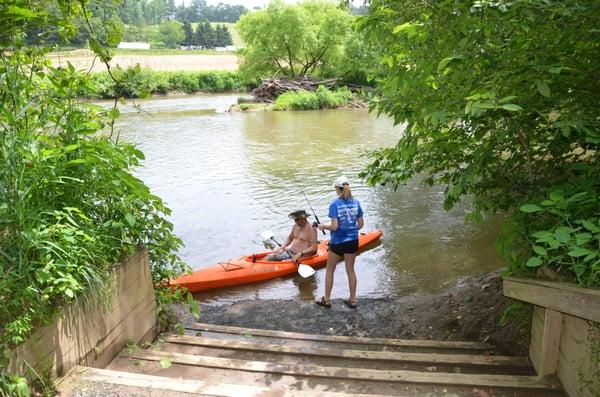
[333,176,350,188]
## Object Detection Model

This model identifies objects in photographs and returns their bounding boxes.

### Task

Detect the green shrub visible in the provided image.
[274,86,352,110]
[501,168,600,286]
[168,72,199,93]
[86,69,245,98]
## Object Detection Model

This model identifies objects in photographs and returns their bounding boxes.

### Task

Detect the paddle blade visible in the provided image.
[261,230,275,244]
[298,264,316,278]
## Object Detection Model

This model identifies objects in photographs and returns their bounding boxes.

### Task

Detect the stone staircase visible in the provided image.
[57,322,565,396]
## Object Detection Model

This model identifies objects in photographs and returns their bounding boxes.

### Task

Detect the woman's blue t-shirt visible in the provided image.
[328,197,363,244]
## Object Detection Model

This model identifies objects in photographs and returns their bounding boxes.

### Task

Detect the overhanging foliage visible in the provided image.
[358,1,599,284]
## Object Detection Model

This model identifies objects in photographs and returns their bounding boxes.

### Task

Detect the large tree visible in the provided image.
[358,1,600,284]
[158,20,185,48]
[237,0,353,78]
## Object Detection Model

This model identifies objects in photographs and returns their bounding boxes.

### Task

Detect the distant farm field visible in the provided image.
[46,50,239,72]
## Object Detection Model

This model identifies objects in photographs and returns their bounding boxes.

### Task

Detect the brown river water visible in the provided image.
[113,94,504,305]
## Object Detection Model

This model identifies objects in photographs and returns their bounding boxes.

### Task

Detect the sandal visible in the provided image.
[343,299,357,309]
[316,296,331,308]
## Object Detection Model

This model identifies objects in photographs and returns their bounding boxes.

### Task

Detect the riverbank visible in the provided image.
[174,270,531,356]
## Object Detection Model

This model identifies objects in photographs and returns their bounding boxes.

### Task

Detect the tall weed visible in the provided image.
[274,86,352,110]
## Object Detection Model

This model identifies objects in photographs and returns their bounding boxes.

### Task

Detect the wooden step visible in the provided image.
[63,366,398,397]
[163,334,530,368]
[128,350,559,391]
[187,322,493,351]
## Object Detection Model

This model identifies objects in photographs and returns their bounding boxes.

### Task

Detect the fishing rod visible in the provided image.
[286,167,326,235]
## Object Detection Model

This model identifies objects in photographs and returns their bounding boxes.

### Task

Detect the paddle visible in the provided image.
[261,230,316,278]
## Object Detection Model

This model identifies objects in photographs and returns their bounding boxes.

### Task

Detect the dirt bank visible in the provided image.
[174,270,531,356]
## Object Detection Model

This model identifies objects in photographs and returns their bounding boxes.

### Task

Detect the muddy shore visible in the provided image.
[174,270,531,356]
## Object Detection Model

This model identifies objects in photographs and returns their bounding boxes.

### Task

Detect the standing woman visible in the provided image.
[316,176,363,309]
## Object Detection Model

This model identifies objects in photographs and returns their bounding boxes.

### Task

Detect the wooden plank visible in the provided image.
[504,277,600,298]
[534,308,563,376]
[129,350,558,390]
[66,366,399,397]
[163,334,530,368]
[187,323,493,351]
[557,315,597,397]
[503,279,600,322]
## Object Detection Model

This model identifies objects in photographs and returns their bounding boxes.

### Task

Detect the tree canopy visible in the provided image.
[358,1,600,285]
[0,1,191,393]
[237,0,358,79]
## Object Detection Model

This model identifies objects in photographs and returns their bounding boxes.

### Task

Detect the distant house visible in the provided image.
[117,42,150,50]
[215,46,237,52]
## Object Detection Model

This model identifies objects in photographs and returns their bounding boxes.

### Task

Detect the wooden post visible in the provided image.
[535,307,563,377]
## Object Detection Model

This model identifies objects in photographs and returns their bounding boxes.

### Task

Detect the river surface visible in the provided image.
[114,94,503,305]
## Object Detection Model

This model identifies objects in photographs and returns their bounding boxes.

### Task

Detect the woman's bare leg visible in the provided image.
[344,253,357,303]
[324,252,341,302]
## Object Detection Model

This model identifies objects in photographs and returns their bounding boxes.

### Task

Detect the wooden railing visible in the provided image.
[503,277,600,397]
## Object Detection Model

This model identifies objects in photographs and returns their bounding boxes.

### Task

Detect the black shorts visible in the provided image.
[329,240,359,256]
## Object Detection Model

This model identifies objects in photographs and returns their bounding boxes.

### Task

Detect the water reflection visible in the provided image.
[115,95,503,305]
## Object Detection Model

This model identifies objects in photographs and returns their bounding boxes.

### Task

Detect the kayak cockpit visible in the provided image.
[243,251,319,263]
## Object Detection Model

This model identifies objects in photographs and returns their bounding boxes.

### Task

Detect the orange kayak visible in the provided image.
[171,230,383,293]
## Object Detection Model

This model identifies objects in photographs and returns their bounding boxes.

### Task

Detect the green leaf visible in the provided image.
[532,245,547,256]
[575,233,592,246]
[520,204,543,213]
[536,81,550,98]
[549,191,564,202]
[531,231,553,239]
[393,22,423,38]
[584,252,598,262]
[526,257,543,268]
[125,213,136,227]
[6,5,38,18]
[159,357,172,369]
[498,95,518,103]
[567,247,593,258]
[65,288,74,298]
[67,159,87,165]
[556,226,575,234]
[582,221,599,233]
[555,228,572,243]
[500,104,523,112]
[437,55,463,72]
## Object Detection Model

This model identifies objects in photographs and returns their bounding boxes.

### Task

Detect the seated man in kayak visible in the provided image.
[265,210,318,262]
